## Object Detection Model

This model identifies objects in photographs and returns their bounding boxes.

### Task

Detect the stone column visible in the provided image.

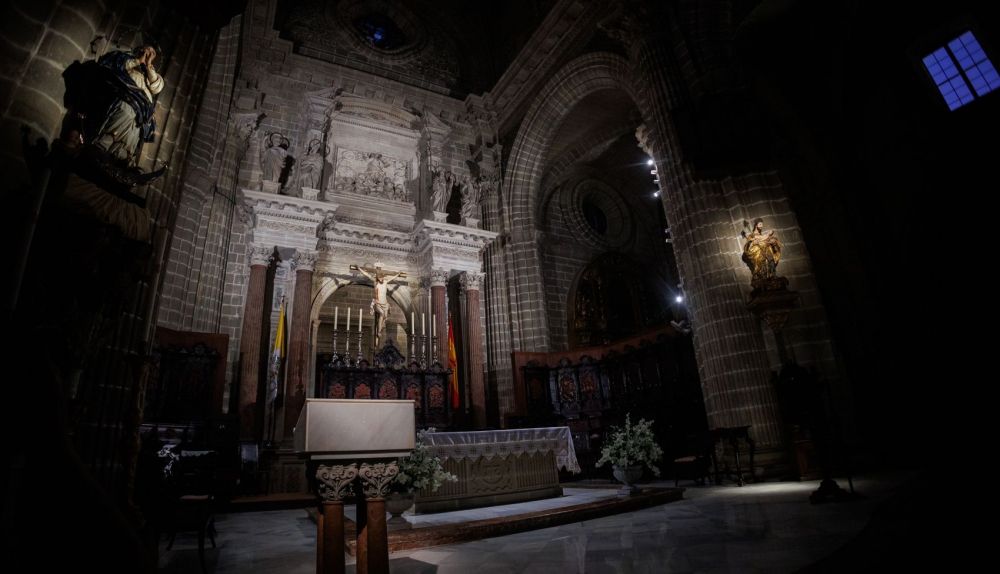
[601,9,788,456]
[316,463,358,574]
[239,245,273,441]
[357,462,398,574]
[430,269,449,366]
[460,272,486,428]
[284,250,318,440]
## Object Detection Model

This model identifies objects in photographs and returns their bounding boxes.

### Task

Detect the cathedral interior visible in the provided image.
[1,0,994,571]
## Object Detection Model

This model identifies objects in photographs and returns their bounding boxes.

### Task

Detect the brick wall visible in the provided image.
[3,0,233,526]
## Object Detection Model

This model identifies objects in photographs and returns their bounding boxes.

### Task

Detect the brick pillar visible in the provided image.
[604,12,788,452]
[430,269,449,366]
[460,272,486,428]
[239,245,273,441]
[284,250,317,440]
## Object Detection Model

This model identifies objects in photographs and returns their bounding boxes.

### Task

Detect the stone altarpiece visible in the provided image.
[241,89,498,479]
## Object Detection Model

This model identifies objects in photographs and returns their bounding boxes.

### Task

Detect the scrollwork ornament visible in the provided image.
[459,272,484,292]
[292,250,319,272]
[248,245,274,266]
[429,268,450,287]
[358,462,399,499]
[316,463,358,501]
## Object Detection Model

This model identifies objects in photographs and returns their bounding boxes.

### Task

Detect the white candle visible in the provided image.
[411,311,415,333]
[422,313,426,336]
[334,306,339,330]
[346,307,351,332]
[358,308,362,331]
[432,314,436,337]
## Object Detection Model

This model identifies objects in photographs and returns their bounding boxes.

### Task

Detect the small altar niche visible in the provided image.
[317,340,453,429]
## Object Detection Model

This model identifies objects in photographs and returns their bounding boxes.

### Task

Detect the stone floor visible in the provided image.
[159,473,914,573]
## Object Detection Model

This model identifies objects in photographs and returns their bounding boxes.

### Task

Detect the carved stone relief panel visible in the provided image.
[334,149,410,202]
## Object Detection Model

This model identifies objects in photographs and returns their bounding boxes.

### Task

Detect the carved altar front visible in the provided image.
[412,428,579,513]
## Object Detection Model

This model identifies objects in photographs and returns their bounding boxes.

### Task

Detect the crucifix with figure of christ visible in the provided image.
[350,262,407,352]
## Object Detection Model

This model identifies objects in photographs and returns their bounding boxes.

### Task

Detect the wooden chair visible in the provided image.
[164,450,219,574]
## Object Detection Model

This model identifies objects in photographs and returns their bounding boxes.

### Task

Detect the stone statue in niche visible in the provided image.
[740,218,786,292]
[459,175,481,225]
[260,132,292,189]
[297,138,325,191]
[430,166,450,213]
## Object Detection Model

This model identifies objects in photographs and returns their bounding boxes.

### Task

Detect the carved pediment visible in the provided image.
[334,94,419,130]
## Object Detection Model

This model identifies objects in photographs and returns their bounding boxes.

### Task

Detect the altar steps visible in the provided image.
[339,486,684,555]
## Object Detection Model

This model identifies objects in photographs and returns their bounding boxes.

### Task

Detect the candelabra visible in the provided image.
[356,329,364,365]
[419,333,428,369]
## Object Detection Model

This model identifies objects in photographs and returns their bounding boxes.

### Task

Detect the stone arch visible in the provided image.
[504,52,639,230]
[497,52,643,354]
[307,275,414,390]
[310,276,413,325]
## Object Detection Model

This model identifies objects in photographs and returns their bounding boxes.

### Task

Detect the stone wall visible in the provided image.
[2,0,237,535]
[540,168,674,351]
[159,0,491,397]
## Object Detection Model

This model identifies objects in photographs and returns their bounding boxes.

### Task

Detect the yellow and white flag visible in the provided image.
[268,297,287,403]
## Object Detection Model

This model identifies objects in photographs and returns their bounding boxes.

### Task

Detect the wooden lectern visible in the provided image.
[294,399,415,574]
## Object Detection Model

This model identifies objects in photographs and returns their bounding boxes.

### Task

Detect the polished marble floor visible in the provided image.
[159,474,911,573]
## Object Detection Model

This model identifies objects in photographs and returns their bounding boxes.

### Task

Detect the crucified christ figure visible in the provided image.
[350,262,407,351]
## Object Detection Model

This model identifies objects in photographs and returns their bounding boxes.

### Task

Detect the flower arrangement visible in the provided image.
[596,414,664,476]
[393,428,458,494]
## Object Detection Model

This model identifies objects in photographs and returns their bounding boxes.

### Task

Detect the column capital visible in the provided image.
[248,244,274,266]
[429,268,450,287]
[358,461,399,499]
[317,463,358,502]
[292,249,318,272]
[459,271,484,293]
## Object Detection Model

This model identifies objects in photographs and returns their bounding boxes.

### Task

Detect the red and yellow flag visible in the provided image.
[447,318,459,408]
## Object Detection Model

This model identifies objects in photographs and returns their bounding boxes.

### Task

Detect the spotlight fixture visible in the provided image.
[653,191,660,198]
[675,295,684,303]
[646,158,654,166]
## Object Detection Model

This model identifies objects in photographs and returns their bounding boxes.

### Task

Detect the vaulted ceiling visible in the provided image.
[275,0,556,97]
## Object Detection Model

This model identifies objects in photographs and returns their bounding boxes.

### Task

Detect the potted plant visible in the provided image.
[387,429,457,526]
[596,414,663,495]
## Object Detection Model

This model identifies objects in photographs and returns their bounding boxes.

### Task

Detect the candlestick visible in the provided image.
[334,306,338,330]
